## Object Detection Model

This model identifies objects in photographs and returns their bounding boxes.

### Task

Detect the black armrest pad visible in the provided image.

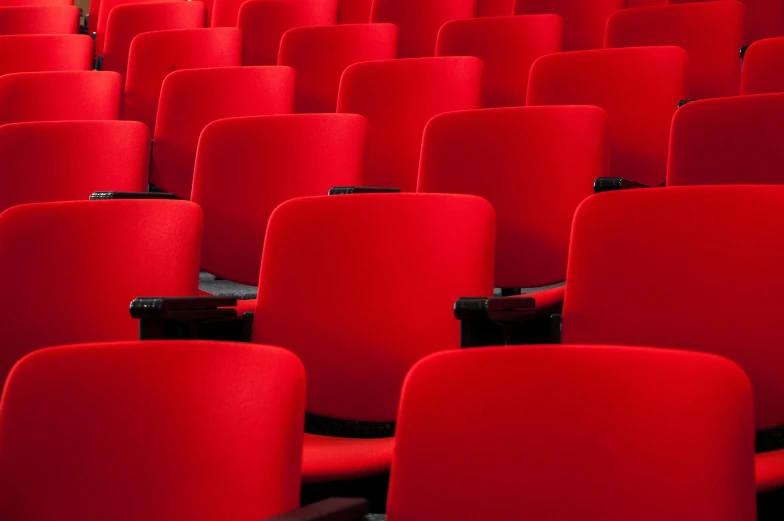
[328,186,401,195]
[90,191,179,200]
[455,295,537,322]
[262,498,369,521]
[131,296,238,320]
[594,177,652,194]
[741,44,749,59]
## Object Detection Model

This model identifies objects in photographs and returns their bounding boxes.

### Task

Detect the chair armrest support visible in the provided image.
[328,186,401,195]
[593,177,652,194]
[455,295,539,347]
[130,296,252,342]
[90,191,179,200]
[262,498,370,521]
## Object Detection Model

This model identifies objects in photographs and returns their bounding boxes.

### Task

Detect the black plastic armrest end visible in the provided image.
[131,296,238,320]
[741,44,749,59]
[90,191,179,200]
[262,498,369,521]
[328,186,401,195]
[594,177,652,194]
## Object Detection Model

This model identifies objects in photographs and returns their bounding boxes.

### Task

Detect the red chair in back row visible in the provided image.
[0,71,122,125]
[668,93,784,185]
[528,46,688,186]
[337,57,483,191]
[123,28,242,132]
[741,36,784,95]
[279,23,398,113]
[605,1,745,100]
[0,5,79,34]
[514,0,623,51]
[0,0,72,5]
[436,14,561,107]
[0,340,305,521]
[370,0,476,58]
[388,345,755,521]
[0,34,92,76]
[151,66,294,198]
[338,0,369,22]
[94,0,187,55]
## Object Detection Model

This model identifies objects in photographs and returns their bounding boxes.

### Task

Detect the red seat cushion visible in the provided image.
[302,434,394,483]
[756,450,784,492]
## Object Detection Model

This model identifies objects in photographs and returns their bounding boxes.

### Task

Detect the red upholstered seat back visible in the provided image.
[338,0,370,22]
[253,194,495,422]
[562,186,784,429]
[741,36,784,95]
[388,345,756,521]
[527,46,688,186]
[514,0,624,50]
[192,114,368,285]
[0,340,305,521]
[0,5,79,34]
[95,0,185,54]
[0,34,92,76]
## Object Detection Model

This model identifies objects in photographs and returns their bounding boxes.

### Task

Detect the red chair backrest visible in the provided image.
[514,0,624,50]
[0,340,305,521]
[96,0,184,54]
[0,121,149,210]
[436,14,562,107]
[253,193,495,422]
[338,0,370,22]
[0,71,122,124]
[337,57,483,191]
[562,186,784,430]
[388,345,756,521]
[0,0,71,5]
[0,200,202,387]
[605,1,745,100]
[478,0,513,16]
[418,106,608,289]
[151,66,294,198]
[123,28,242,132]
[370,0,477,58]
[668,93,784,185]
[0,34,92,75]
[102,2,206,77]
[0,5,79,34]
[192,113,369,285]
[527,46,688,186]
[741,36,784,94]
[279,23,397,113]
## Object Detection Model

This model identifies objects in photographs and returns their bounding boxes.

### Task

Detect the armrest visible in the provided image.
[455,295,541,348]
[678,99,693,109]
[741,45,749,59]
[262,498,369,521]
[90,191,179,200]
[328,186,401,195]
[593,177,652,194]
[130,296,252,342]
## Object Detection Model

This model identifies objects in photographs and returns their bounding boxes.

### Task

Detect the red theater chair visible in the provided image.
[605,1,745,100]
[436,14,561,107]
[741,37,784,95]
[237,0,337,66]
[151,66,294,198]
[123,27,241,132]
[101,2,205,77]
[0,34,92,75]
[0,121,149,209]
[192,114,368,288]
[514,0,623,51]
[278,23,397,113]
[0,340,305,521]
[0,71,121,124]
[338,0,370,22]
[337,57,483,191]
[0,0,72,5]
[94,0,185,55]
[668,93,784,185]
[0,5,79,34]
[528,46,688,187]
[131,193,495,483]
[418,106,607,311]
[370,0,477,58]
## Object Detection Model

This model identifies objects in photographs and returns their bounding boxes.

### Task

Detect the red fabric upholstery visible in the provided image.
[192,114,367,285]
[302,434,395,483]
[0,0,72,5]
[338,0,370,22]
[0,34,92,76]
[0,200,202,388]
[387,345,756,521]
[0,340,305,521]
[478,0,513,16]
[418,106,607,288]
[254,194,495,422]
[0,71,122,124]
[436,15,561,107]
[741,36,784,95]
[237,0,337,65]
[527,46,688,186]
[95,0,184,54]
[605,2,744,100]
[279,23,397,113]
[102,2,205,77]
[152,66,294,198]
[370,0,476,58]
[123,28,241,132]
[668,93,784,185]
[514,0,624,51]
[0,5,78,34]
[757,449,784,492]
[562,187,784,463]
[0,121,149,211]
[337,57,483,191]
[742,0,784,42]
